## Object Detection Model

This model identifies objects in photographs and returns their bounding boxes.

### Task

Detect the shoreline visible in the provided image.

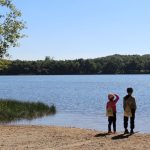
[0,125,150,150]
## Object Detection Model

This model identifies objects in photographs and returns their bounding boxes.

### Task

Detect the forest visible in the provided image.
[0,54,150,75]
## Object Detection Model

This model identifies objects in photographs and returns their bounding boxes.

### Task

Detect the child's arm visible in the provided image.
[123,97,126,110]
[106,102,109,110]
[133,97,137,111]
[114,94,119,103]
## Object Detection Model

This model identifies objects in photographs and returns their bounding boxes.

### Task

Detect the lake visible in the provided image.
[0,75,150,133]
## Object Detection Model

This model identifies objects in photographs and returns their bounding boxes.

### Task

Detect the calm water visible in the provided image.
[0,75,150,133]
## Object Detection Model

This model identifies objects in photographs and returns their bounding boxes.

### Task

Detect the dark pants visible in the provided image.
[108,113,116,132]
[124,109,135,130]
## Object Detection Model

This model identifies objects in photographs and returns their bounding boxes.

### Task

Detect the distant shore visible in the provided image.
[1,55,150,75]
[0,125,150,150]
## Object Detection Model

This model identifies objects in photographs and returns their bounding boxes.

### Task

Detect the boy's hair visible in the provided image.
[127,87,133,93]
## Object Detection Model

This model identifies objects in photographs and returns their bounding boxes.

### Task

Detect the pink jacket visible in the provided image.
[106,94,119,113]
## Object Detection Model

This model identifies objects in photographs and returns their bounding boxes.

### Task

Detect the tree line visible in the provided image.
[0,54,150,75]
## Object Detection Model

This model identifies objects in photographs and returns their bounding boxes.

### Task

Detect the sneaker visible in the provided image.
[130,130,134,134]
[108,131,113,134]
[124,129,129,134]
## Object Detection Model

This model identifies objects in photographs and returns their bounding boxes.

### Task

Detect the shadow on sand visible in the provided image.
[112,131,139,140]
[111,133,132,140]
[94,133,109,137]
[95,132,139,139]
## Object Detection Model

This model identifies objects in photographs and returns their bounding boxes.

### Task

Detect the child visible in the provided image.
[123,88,136,134]
[106,93,119,134]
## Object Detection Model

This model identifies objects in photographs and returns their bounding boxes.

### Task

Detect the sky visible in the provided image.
[7,0,150,60]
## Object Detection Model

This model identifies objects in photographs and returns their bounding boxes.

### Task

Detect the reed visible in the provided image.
[0,99,56,122]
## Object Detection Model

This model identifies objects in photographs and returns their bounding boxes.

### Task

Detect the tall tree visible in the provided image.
[0,0,25,58]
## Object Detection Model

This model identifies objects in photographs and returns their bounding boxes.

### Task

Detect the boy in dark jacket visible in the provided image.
[123,88,137,134]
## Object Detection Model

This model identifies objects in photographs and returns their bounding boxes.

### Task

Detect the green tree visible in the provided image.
[0,0,25,58]
[45,56,54,61]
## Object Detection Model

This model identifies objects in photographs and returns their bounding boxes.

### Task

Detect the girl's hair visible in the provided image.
[108,94,114,100]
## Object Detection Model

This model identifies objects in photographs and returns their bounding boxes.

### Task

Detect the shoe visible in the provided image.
[130,130,134,134]
[108,131,113,134]
[113,131,116,134]
[124,129,129,134]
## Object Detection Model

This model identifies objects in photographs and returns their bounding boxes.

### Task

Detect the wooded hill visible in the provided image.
[0,54,150,75]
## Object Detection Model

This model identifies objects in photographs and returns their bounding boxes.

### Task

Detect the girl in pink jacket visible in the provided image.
[106,93,119,134]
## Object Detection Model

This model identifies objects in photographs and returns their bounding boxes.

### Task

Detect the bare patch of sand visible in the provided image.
[0,125,150,150]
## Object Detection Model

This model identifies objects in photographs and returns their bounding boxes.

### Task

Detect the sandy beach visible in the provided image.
[0,125,149,150]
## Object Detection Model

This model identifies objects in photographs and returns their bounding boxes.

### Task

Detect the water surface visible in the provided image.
[0,75,149,133]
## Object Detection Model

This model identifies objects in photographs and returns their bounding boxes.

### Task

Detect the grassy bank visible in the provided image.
[0,99,56,122]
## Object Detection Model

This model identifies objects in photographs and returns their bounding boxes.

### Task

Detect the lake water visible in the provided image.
[0,75,150,133]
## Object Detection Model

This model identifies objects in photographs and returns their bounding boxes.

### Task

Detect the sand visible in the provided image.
[0,125,150,150]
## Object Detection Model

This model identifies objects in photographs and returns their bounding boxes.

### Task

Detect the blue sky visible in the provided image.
[9,0,150,60]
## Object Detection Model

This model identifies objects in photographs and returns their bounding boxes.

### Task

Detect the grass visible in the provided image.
[0,99,56,122]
